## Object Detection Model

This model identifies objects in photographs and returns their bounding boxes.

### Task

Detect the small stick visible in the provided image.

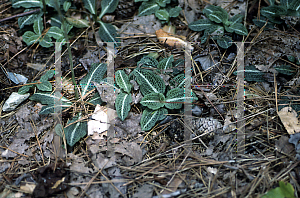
[0,9,41,23]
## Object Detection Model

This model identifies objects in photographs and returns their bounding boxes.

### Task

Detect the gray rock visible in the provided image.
[2,92,30,111]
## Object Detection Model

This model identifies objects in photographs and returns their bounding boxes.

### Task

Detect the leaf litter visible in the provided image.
[1,0,300,197]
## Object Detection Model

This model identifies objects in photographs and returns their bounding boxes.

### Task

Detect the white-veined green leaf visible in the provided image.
[99,0,119,18]
[30,91,72,105]
[140,108,167,131]
[208,11,228,24]
[115,92,132,121]
[51,16,62,27]
[170,74,185,88]
[133,68,165,96]
[157,55,174,70]
[40,70,55,81]
[261,5,287,18]
[64,113,87,146]
[65,17,89,28]
[39,35,53,48]
[216,36,233,49]
[188,19,215,32]
[138,1,160,16]
[140,93,165,110]
[18,84,34,94]
[203,5,227,18]
[46,26,63,39]
[228,14,243,25]
[39,103,72,115]
[18,9,43,29]
[82,0,96,14]
[252,17,275,28]
[169,6,182,18]
[63,1,71,12]
[137,56,159,68]
[155,9,169,21]
[115,70,132,94]
[79,63,107,96]
[22,31,37,46]
[165,88,198,109]
[36,80,52,91]
[12,0,42,8]
[228,23,248,36]
[155,0,170,7]
[88,92,103,105]
[290,0,300,11]
[98,21,120,46]
[33,17,43,35]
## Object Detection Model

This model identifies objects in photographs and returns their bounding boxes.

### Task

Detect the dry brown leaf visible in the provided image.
[278,107,300,134]
[155,29,187,48]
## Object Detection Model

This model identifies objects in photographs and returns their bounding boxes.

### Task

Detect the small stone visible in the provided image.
[2,92,30,111]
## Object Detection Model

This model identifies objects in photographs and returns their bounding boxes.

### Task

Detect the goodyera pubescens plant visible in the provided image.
[115,55,198,131]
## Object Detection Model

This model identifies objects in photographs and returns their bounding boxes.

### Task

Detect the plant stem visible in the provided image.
[54,0,79,100]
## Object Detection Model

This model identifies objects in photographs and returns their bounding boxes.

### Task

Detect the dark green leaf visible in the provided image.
[115,70,132,94]
[22,31,37,46]
[155,9,169,21]
[267,0,275,5]
[36,81,52,91]
[228,23,248,35]
[46,26,63,39]
[216,36,232,49]
[79,63,107,96]
[290,0,300,11]
[155,0,170,7]
[30,92,72,105]
[82,0,96,14]
[39,103,71,115]
[18,84,34,94]
[169,6,182,18]
[137,56,159,68]
[98,21,120,46]
[115,92,132,121]
[63,1,71,12]
[228,14,244,25]
[165,88,197,109]
[40,70,55,81]
[12,0,43,8]
[99,0,119,18]
[64,113,87,146]
[88,92,103,105]
[18,9,43,29]
[133,68,165,96]
[261,5,287,18]
[140,108,167,131]
[188,19,215,32]
[203,5,227,18]
[274,65,297,75]
[33,17,43,35]
[65,17,89,28]
[157,55,174,70]
[208,11,228,24]
[39,35,53,48]
[140,93,165,110]
[138,1,160,16]
[252,17,275,28]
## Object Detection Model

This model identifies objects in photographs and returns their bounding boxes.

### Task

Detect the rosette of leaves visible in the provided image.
[115,55,198,131]
[188,5,248,49]
[253,0,300,28]
[65,0,120,46]
[12,0,74,48]
[135,0,182,24]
